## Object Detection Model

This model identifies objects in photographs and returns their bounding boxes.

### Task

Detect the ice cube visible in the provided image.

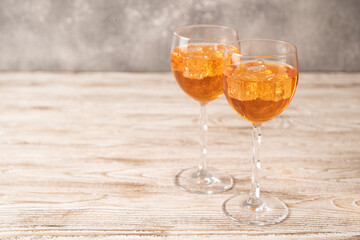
[183,57,210,79]
[274,73,292,100]
[246,61,266,72]
[186,45,203,53]
[286,66,298,78]
[224,65,236,77]
[171,49,185,72]
[213,50,223,59]
[261,70,275,81]
[183,66,205,79]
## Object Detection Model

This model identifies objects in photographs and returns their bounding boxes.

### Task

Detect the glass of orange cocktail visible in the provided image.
[222,39,298,224]
[170,25,238,194]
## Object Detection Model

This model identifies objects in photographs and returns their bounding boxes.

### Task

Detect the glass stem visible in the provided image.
[248,124,262,205]
[198,104,208,175]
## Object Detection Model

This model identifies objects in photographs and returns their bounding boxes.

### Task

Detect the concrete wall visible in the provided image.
[0,0,359,72]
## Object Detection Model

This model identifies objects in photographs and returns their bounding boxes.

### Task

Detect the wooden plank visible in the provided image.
[0,72,359,239]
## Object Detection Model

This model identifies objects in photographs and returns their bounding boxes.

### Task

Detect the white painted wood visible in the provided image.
[0,72,359,239]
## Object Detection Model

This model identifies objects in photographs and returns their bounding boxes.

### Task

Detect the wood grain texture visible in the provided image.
[0,72,359,239]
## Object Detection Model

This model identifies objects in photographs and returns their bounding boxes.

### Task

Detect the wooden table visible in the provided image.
[0,72,359,239]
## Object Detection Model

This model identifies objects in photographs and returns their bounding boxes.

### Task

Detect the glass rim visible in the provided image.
[227,39,298,58]
[173,24,238,41]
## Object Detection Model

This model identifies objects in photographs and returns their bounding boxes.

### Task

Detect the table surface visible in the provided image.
[0,72,359,239]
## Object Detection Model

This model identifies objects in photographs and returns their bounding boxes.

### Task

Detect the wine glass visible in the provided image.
[222,39,298,224]
[170,25,238,194]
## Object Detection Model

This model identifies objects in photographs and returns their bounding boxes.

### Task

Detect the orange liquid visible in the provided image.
[223,61,298,125]
[171,44,227,104]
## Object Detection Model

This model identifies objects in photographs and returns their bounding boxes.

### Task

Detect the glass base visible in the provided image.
[174,167,233,194]
[222,194,288,225]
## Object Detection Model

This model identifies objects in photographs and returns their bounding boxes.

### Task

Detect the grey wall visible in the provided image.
[0,0,359,72]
